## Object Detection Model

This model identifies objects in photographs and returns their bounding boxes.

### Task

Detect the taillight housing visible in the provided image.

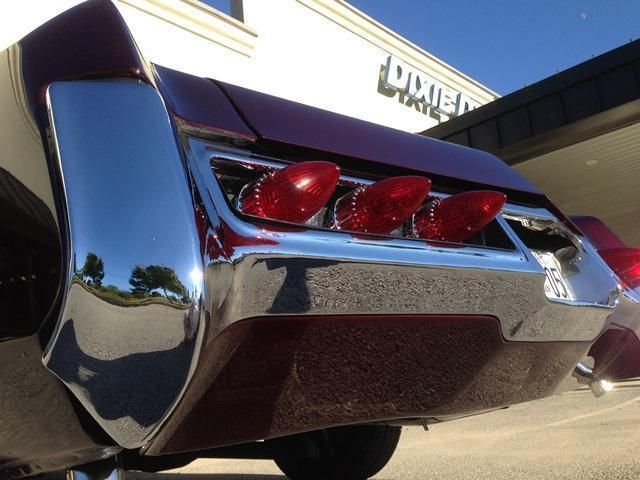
[333,176,431,234]
[599,248,640,290]
[213,157,514,249]
[412,190,506,243]
[238,161,340,223]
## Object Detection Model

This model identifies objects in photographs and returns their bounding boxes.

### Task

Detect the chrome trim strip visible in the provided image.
[209,152,559,216]
[502,205,558,221]
[211,151,377,187]
[209,148,619,309]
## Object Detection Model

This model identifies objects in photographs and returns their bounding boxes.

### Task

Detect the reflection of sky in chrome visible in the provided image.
[71,203,200,291]
[70,186,199,291]
[50,81,201,294]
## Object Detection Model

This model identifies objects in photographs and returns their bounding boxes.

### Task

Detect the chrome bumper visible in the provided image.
[187,138,619,343]
[42,80,619,449]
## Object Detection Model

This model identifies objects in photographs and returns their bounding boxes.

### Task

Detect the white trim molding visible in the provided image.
[296,0,499,104]
[117,0,257,57]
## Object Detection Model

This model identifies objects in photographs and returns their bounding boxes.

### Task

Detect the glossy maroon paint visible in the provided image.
[215,81,543,197]
[153,65,257,141]
[19,0,150,124]
[16,0,257,143]
[570,215,627,251]
[21,0,545,203]
[589,325,640,380]
[571,215,640,380]
[146,314,589,454]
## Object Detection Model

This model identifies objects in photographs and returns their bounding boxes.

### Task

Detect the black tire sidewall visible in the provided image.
[269,425,402,480]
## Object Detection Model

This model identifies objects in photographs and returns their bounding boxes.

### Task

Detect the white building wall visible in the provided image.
[0,0,498,133]
[244,0,437,131]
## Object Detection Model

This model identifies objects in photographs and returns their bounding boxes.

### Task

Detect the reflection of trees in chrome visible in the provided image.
[81,252,105,286]
[75,252,189,306]
[129,264,187,300]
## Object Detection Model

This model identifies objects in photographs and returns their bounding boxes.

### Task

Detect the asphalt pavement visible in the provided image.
[130,379,640,479]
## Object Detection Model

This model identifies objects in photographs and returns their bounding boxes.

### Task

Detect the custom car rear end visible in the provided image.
[0,1,629,479]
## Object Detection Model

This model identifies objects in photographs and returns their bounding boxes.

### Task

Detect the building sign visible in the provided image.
[380,55,478,118]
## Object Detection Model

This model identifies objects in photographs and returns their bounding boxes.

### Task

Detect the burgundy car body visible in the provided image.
[0,1,626,478]
[571,215,640,380]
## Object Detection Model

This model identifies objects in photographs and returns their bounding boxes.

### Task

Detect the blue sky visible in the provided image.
[200,0,639,95]
[344,1,640,95]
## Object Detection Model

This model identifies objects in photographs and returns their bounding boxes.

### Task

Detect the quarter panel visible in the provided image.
[0,44,60,339]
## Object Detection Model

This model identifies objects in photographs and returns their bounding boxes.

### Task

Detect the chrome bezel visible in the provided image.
[189,140,620,316]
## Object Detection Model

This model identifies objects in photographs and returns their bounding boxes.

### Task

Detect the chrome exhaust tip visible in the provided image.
[573,362,613,397]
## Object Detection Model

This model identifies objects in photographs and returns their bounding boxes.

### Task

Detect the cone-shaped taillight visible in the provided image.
[238,161,340,223]
[599,247,640,290]
[333,176,431,234]
[412,190,506,242]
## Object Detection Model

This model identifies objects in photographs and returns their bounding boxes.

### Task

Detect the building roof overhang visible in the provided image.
[422,39,640,166]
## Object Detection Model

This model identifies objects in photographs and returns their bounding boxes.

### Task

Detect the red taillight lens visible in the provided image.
[334,176,431,234]
[599,248,640,290]
[238,161,340,223]
[412,190,506,242]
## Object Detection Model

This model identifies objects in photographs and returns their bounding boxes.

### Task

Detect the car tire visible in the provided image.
[268,425,401,480]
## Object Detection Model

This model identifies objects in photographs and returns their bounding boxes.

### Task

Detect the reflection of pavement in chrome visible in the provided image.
[47,284,193,446]
[123,379,640,480]
[64,283,186,359]
[234,258,604,342]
